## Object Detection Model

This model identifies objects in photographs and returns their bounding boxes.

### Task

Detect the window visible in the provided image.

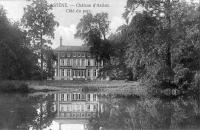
[93,94,97,101]
[88,70,90,76]
[73,70,75,76]
[87,53,91,57]
[67,94,70,101]
[82,59,85,66]
[67,69,70,76]
[73,52,76,57]
[67,59,70,66]
[82,53,85,57]
[93,70,97,77]
[88,60,90,66]
[78,53,81,57]
[61,94,64,101]
[73,59,76,66]
[60,59,64,66]
[87,94,90,101]
[67,53,71,57]
[87,105,90,111]
[61,69,64,76]
[77,59,80,66]
[72,94,75,100]
[64,59,67,66]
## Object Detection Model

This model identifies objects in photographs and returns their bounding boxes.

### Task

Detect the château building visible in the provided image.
[54,37,103,80]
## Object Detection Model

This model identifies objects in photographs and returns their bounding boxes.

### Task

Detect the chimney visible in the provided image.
[60,36,63,46]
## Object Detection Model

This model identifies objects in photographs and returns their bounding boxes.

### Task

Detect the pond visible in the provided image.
[0,88,200,130]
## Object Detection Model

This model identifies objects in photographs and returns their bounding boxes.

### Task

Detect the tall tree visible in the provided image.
[123,0,183,82]
[0,6,38,80]
[22,0,58,80]
[75,13,111,63]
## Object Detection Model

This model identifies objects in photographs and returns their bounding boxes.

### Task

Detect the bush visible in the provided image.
[0,81,30,93]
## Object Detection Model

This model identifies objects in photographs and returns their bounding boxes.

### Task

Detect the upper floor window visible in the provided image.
[67,59,70,66]
[77,59,80,66]
[88,60,90,66]
[61,94,64,101]
[82,59,85,66]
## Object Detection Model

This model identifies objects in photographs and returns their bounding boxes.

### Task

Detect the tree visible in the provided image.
[22,0,58,80]
[0,6,38,80]
[123,0,186,82]
[75,13,111,63]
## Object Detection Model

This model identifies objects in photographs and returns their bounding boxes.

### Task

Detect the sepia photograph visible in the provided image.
[0,0,200,130]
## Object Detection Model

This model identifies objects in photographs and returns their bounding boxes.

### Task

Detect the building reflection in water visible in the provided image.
[52,91,103,130]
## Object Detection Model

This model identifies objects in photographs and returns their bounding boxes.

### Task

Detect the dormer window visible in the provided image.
[82,53,85,57]
[87,53,91,57]
[67,53,71,57]
[73,52,76,57]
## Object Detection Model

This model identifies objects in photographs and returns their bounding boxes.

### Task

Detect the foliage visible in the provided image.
[109,0,200,95]
[22,0,58,80]
[0,6,39,80]
[75,13,111,62]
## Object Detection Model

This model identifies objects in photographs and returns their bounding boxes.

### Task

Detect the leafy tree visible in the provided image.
[22,0,58,80]
[0,6,38,80]
[75,13,111,63]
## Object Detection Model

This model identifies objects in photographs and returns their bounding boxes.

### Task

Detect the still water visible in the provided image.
[0,88,200,130]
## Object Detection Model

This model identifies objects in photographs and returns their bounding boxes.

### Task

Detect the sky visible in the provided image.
[0,0,127,48]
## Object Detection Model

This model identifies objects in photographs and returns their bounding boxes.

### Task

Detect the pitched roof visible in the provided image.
[54,45,90,52]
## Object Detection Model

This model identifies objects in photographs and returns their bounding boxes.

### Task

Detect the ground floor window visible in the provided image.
[93,69,97,77]
[61,69,64,76]
[88,70,90,76]
[67,69,70,76]
[72,70,86,77]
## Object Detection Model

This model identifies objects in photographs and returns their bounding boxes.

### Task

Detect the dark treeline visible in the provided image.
[75,0,200,94]
[0,0,58,80]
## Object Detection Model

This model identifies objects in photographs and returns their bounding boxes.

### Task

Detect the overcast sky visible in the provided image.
[0,0,127,48]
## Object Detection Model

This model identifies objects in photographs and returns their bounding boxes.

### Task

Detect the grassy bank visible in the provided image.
[0,80,147,96]
[27,80,147,96]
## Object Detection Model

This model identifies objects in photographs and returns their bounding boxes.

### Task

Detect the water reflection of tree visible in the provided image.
[0,94,55,130]
[31,94,56,130]
[89,96,200,130]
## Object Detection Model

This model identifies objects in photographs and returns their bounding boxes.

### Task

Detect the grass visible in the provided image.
[0,80,30,93]
[0,80,147,96]
[27,80,147,97]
